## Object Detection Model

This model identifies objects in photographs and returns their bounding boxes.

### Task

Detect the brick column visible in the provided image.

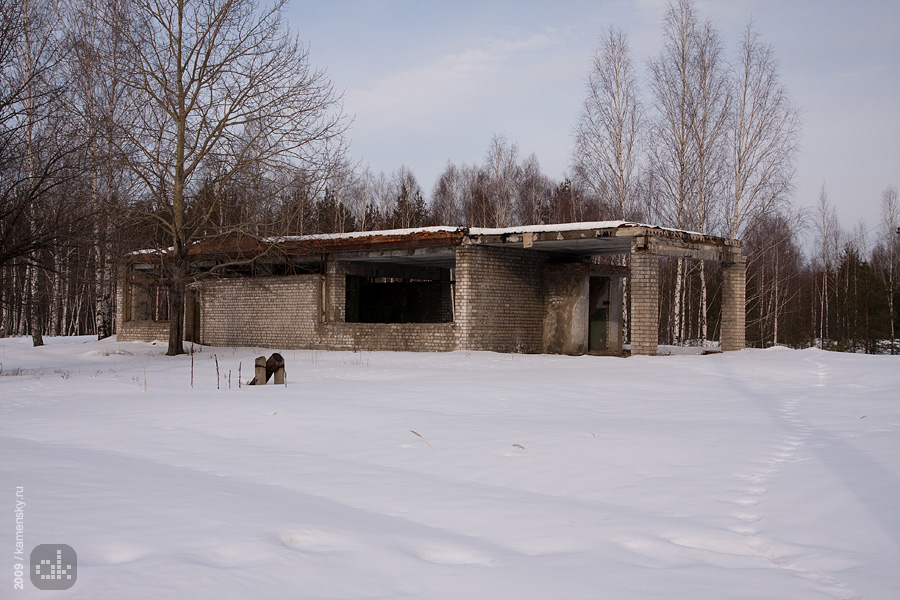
[720,257,746,351]
[453,246,474,350]
[629,250,659,356]
[114,265,126,338]
[324,260,347,323]
[441,268,453,322]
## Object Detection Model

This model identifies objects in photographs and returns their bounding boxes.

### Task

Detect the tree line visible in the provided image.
[1,0,897,354]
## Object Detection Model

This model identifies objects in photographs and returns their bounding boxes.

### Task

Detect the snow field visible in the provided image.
[1,336,898,599]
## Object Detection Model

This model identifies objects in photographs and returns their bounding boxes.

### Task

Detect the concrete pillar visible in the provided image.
[720,258,746,352]
[607,276,624,354]
[184,289,197,343]
[114,265,127,338]
[453,246,474,350]
[441,268,454,322]
[629,250,659,356]
[324,260,346,322]
[543,271,589,355]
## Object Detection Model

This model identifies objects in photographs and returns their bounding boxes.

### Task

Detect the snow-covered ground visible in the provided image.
[2,336,898,599]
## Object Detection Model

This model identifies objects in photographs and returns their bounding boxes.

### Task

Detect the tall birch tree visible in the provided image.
[484,134,521,228]
[689,17,730,344]
[880,185,899,353]
[727,22,801,241]
[573,27,643,221]
[67,0,133,339]
[648,0,699,344]
[815,185,839,348]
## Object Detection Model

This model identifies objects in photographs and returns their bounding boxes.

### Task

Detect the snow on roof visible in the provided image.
[268,221,656,244]
[127,221,725,260]
[467,221,645,236]
[266,226,465,244]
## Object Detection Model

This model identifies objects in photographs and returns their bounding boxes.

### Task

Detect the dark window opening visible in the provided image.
[345,274,452,323]
[588,276,610,352]
[126,279,169,322]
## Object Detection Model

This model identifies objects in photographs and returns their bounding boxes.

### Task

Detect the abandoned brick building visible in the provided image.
[116,221,746,356]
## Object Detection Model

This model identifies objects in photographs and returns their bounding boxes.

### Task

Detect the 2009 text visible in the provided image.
[13,486,25,591]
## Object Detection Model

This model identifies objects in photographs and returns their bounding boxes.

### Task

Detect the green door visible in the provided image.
[589,307,607,352]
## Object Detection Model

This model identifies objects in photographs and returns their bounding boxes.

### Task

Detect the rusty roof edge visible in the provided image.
[120,222,741,263]
[278,228,468,256]
[266,226,467,244]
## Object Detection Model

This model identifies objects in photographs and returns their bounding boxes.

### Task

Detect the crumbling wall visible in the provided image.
[720,259,747,352]
[194,273,456,352]
[115,268,171,342]
[630,250,659,356]
[543,271,589,354]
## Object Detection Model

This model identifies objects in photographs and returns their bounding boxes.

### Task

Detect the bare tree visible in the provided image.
[573,27,643,221]
[648,0,697,232]
[689,17,730,236]
[648,0,698,344]
[571,27,645,346]
[341,166,383,232]
[815,185,840,348]
[484,134,521,228]
[689,16,730,344]
[0,0,37,268]
[518,153,552,225]
[438,143,553,229]
[727,21,801,241]
[431,161,467,226]
[743,208,806,347]
[463,165,492,227]
[880,185,899,353]
[647,0,733,345]
[0,0,88,345]
[66,0,136,339]
[547,178,584,224]
[389,166,427,229]
[106,0,347,355]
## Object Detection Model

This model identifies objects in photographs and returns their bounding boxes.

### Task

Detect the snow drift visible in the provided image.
[1,336,897,599]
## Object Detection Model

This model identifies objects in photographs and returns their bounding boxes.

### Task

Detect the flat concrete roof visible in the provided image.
[128,222,741,269]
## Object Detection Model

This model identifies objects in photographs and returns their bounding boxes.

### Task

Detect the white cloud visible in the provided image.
[348,31,561,132]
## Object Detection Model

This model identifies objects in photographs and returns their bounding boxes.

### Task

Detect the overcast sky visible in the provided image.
[287,0,899,240]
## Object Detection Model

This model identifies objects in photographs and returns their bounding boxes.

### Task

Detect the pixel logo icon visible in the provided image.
[30,544,77,590]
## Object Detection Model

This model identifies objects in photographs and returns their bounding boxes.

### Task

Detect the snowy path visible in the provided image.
[1,337,898,599]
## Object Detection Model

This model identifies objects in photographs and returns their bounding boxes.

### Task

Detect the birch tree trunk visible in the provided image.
[881,186,899,354]
[22,0,44,346]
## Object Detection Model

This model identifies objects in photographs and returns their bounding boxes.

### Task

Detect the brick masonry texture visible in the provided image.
[630,251,659,356]
[116,241,745,355]
[137,245,552,354]
[720,260,747,352]
[115,274,170,342]
[455,245,546,353]
[116,320,170,342]
[198,275,457,352]
[198,276,320,348]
